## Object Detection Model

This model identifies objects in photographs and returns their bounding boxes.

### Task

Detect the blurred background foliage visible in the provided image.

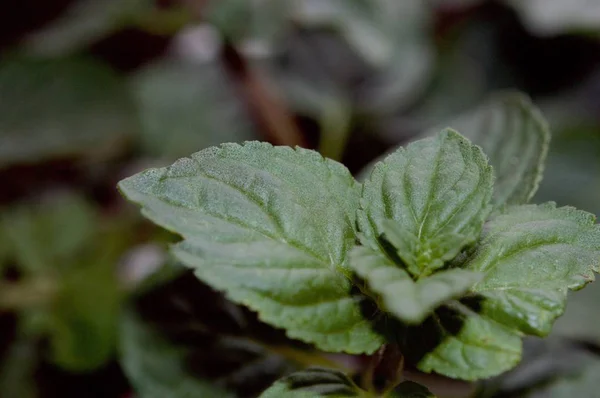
[2,0,600,397]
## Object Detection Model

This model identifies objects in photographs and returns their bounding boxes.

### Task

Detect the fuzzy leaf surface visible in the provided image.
[359,129,493,277]
[119,142,383,353]
[413,203,600,380]
[349,246,481,324]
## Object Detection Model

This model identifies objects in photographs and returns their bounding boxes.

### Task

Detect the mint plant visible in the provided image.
[118,99,600,396]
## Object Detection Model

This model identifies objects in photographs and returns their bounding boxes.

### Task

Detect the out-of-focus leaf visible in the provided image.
[525,360,600,397]
[505,0,600,36]
[553,282,600,344]
[296,0,434,111]
[121,271,325,398]
[0,57,136,168]
[2,194,98,275]
[432,93,550,209]
[1,193,129,371]
[42,233,123,371]
[22,0,153,56]
[534,125,600,215]
[0,338,38,398]
[476,338,598,397]
[121,311,234,398]
[205,0,289,50]
[131,59,257,160]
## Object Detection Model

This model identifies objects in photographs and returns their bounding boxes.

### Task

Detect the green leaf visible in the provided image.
[119,142,384,353]
[463,202,600,336]
[132,59,257,160]
[526,360,600,397]
[358,92,551,210]
[121,270,326,398]
[438,92,550,208]
[44,237,123,371]
[258,368,363,397]
[0,57,135,168]
[404,303,523,381]
[259,367,436,398]
[22,0,154,56]
[121,309,234,398]
[505,0,600,36]
[349,246,482,324]
[2,194,98,275]
[358,129,493,277]
[1,194,128,371]
[0,338,38,398]
[392,381,436,398]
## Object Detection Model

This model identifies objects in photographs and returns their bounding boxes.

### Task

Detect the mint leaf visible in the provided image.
[119,142,383,353]
[464,202,600,336]
[259,367,436,398]
[359,129,493,277]
[258,368,363,397]
[443,92,550,208]
[349,246,482,324]
[403,303,522,381]
[411,202,600,380]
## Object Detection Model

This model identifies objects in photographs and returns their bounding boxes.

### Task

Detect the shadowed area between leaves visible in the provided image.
[130,269,326,397]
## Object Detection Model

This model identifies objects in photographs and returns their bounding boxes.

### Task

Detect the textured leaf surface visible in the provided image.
[0,57,135,168]
[119,142,383,353]
[349,246,482,323]
[359,129,493,277]
[359,92,550,210]
[464,203,600,336]
[440,92,550,208]
[408,303,522,381]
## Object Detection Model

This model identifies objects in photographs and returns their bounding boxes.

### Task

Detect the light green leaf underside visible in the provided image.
[437,92,550,208]
[0,57,135,168]
[118,142,383,353]
[465,202,600,336]
[349,246,482,324]
[120,309,233,398]
[416,302,522,381]
[359,129,493,277]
